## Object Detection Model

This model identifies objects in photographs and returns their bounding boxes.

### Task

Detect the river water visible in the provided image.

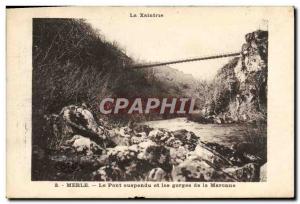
[142,117,265,147]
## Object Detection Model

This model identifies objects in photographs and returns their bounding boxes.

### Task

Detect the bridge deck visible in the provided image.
[130,52,241,69]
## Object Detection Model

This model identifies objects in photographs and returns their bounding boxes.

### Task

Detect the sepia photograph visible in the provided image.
[31,17,268,182]
[6,6,294,198]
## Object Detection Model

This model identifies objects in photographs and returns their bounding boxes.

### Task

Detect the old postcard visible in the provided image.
[6,6,294,198]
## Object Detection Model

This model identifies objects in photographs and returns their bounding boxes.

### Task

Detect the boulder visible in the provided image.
[107,146,137,164]
[259,163,267,182]
[148,129,168,144]
[77,155,107,171]
[46,104,130,150]
[214,117,223,124]
[92,165,123,181]
[169,146,189,165]
[130,135,148,145]
[64,135,103,156]
[172,157,234,182]
[132,124,154,135]
[172,129,200,151]
[224,163,260,182]
[204,142,261,166]
[143,145,172,172]
[146,168,168,181]
[105,140,172,180]
[115,126,132,138]
[107,129,131,146]
[189,144,230,168]
[59,105,110,144]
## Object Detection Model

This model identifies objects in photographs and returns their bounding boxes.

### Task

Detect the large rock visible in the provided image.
[146,168,169,181]
[107,146,138,165]
[104,142,152,180]
[132,124,154,135]
[169,146,189,165]
[94,140,172,181]
[223,163,260,182]
[114,126,132,138]
[148,129,169,144]
[148,128,200,151]
[204,142,264,166]
[259,163,267,182]
[172,129,200,151]
[45,104,126,150]
[143,145,172,172]
[92,165,123,181]
[172,157,234,182]
[100,145,142,180]
[189,144,231,168]
[130,135,148,145]
[106,128,131,146]
[47,152,105,180]
[64,135,104,156]
[60,104,108,141]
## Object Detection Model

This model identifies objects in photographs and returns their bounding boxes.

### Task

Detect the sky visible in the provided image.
[86,8,267,80]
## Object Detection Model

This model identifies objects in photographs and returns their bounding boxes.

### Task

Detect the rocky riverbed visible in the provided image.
[32,105,266,182]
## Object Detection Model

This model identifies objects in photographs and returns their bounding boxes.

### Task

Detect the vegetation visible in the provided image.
[32,19,198,147]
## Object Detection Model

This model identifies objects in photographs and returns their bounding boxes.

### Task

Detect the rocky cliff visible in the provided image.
[200,30,268,123]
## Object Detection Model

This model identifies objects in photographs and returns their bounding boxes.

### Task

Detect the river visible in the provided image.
[142,117,266,147]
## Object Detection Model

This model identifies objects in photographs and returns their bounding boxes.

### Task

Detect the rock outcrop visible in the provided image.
[231,30,268,121]
[259,163,267,182]
[198,30,268,124]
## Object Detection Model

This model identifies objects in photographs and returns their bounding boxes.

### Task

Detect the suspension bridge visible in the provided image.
[130,52,241,69]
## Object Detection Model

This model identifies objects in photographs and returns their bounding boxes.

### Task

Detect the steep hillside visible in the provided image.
[33,19,132,113]
[32,19,204,147]
[33,19,202,113]
[143,66,202,98]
